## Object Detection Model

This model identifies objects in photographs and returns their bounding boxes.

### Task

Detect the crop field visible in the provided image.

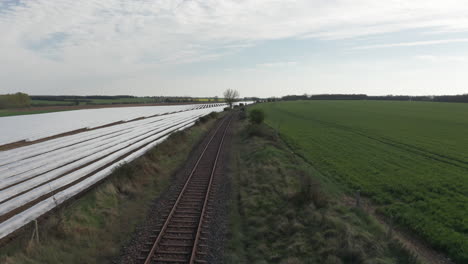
[0,103,255,242]
[251,100,468,262]
[0,104,217,145]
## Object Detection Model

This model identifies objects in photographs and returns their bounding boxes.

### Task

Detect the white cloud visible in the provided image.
[354,38,468,49]
[1,0,468,95]
[256,61,298,68]
[414,55,468,62]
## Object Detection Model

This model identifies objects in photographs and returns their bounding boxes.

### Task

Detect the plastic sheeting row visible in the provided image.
[0,103,226,146]
[0,104,231,240]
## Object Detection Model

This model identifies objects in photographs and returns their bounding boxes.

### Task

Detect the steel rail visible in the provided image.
[143,115,230,264]
[189,116,232,264]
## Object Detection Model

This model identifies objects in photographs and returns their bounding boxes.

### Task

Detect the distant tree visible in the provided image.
[223,89,240,108]
[214,96,219,102]
[0,92,31,109]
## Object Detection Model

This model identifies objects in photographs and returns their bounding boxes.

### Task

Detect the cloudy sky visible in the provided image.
[1,0,468,97]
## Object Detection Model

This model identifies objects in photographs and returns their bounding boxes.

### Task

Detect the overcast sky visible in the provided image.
[1,0,468,97]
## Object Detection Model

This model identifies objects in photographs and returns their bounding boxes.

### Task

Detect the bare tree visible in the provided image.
[223,89,240,108]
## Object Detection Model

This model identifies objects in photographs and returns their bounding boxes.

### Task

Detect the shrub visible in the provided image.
[196,112,219,125]
[196,115,209,124]
[249,109,265,124]
[208,111,218,119]
[291,174,329,209]
[239,111,247,120]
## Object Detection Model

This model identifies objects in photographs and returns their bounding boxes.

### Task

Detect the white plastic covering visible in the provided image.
[0,102,253,240]
[0,103,226,146]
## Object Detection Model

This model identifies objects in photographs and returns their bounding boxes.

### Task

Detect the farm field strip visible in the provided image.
[0,114,201,202]
[0,113,190,178]
[0,114,200,218]
[0,133,172,241]
[0,112,172,166]
[0,102,245,241]
[0,103,226,146]
[252,100,468,263]
[0,104,228,164]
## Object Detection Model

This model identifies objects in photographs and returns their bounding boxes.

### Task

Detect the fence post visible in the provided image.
[355,189,361,208]
[35,220,39,243]
[387,217,393,239]
[29,220,39,246]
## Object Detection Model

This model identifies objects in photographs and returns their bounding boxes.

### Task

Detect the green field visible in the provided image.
[251,100,468,262]
[31,99,74,106]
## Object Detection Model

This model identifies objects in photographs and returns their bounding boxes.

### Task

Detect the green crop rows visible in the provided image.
[252,100,467,262]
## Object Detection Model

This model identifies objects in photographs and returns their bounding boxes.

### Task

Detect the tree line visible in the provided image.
[280,94,468,103]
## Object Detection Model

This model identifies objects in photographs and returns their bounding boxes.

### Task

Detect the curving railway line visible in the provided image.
[139,114,232,264]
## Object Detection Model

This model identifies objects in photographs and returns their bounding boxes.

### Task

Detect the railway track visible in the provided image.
[139,115,232,264]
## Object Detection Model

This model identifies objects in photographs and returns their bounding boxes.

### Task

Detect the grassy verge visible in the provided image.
[0,116,219,264]
[226,117,419,264]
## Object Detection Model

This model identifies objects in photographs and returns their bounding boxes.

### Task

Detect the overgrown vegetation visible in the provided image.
[249,109,265,124]
[226,117,418,264]
[0,93,31,109]
[0,118,218,264]
[251,100,468,263]
[196,111,219,124]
